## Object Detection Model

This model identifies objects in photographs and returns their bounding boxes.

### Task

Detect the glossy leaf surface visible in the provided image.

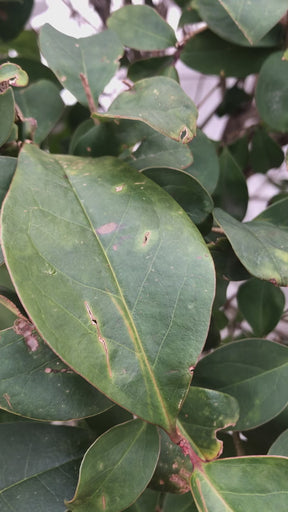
[95,77,198,143]
[0,327,113,421]
[256,52,288,132]
[1,144,215,433]
[191,456,288,511]
[269,430,288,457]
[0,423,91,511]
[178,387,239,460]
[67,420,160,512]
[107,5,176,51]
[39,24,123,107]
[193,338,288,430]
[213,207,288,285]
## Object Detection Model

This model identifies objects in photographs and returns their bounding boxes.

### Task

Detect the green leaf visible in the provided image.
[0,87,14,147]
[237,278,285,336]
[143,168,213,226]
[218,0,288,45]
[69,120,121,158]
[67,420,160,512]
[213,207,288,285]
[39,24,124,107]
[198,0,283,47]
[0,156,16,206]
[0,423,91,511]
[191,456,288,512]
[193,338,288,430]
[213,149,248,221]
[269,430,288,457]
[255,196,288,227]
[0,0,33,41]
[124,489,161,512]
[1,144,215,434]
[210,238,251,282]
[107,5,176,51]
[149,429,193,494]
[250,127,284,173]
[0,30,41,60]
[180,30,273,78]
[256,52,288,132]
[128,56,178,83]
[0,326,113,421]
[14,79,64,144]
[185,129,219,194]
[178,387,239,460]
[0,61,28,87]
[95,77,198,143]
[1,56,61,87]
[163,492,198,512]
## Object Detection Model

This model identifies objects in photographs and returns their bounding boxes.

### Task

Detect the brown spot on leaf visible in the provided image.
[85,302,112,377]
[142,231,151,246]
[3,393,12,409]
[14,318,39,352]
[102,495,106,510]
[96,222,118,235]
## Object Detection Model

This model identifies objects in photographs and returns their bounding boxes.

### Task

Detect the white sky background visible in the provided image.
[29,0,287,223]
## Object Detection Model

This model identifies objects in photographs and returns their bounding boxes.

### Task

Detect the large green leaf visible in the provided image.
[107,5,176,51]
[237,278,285,336]
[269,430,288,457]
[180,30,273,78]
[177,387,239,460]
[39,24,124,107]
[0,87,14,147]
[186,129,219,194]
[213,207,288,286]
[213,148,248,221]
[0,326,113,421]
[95,77,198,143]
[67,420,160,512]
[0,423,91,511]
[193,338,288,430]
[14,79,64,143]
[1,144,215,434]
[218,0,288,45]
[256,52,288,132]
[191,456,288,511]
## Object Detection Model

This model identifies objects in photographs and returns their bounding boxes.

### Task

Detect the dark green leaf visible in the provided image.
[0,30,40,60]
[0,56,62,86]
[143,168,213,225]
[237,278,285,336]
[39,24,124,107]
[1,144,215,434]
[191,456,288,511]
[0,87,15,147]
[14,79,64,143]
[69,120,121,158]
[256,52,288,132]
[67,420,160,512]
[269,430,288,457]
[250,128,284,174]
[216,85,251,117]
[95,77,198,143]
[0,326,113,421]
[0,423,91,511]
[213,149,248,221]
[163,492,198,512]
[180,30,273,78]
[128,56,178,83]
[124,489,161,512]
[0,156,16,206]
[107,5,176,51]
[210,238,251,281]
[185,129,219,194]
[213,207,288,285]
[193,338,288,430]
[217,0,288,45]
[254,197,288,227]
[0,0,33,41]
[178,387,239,460]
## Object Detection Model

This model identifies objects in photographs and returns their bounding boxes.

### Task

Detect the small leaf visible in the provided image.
[180,30,273,78]
[0,423,91,511]
[213,207,288,285]
[178,387,239,460]
[237,278,285,336]
[269,430,288,457]
[39,24,124,107]
[95,77,198,143]
[0,62,28,87]
[250,127,284,173]
[213,148,248,221]
[218,0,288,45]
[191,456,288,512]
[193,338,288,430]
[256,52,288,132]
[107,5,176,51]
[0,88,15,147]
[67,420,160,512]
[185,129,219,194]
[0,327,113,421]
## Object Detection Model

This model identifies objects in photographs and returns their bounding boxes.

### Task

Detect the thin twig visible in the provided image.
[79,73,100,123]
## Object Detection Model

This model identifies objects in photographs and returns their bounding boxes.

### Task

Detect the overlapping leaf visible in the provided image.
[269,430,288,457]
[0,88,15,147]
[1,144,215,433]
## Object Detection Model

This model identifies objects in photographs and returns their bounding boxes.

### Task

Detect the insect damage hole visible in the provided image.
[142,231,151,246]
[84,302,112,377]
